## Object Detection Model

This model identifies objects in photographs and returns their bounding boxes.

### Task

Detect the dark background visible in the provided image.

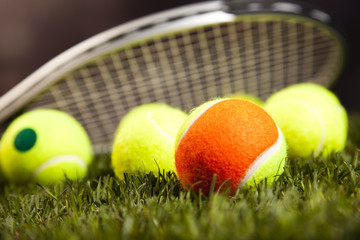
[0,0,359,112]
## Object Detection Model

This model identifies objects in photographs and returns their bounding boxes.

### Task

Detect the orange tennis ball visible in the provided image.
[175,99,287,195]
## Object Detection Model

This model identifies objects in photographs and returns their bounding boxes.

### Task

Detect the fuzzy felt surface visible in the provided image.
[0,109,93,184]
[175,99,282,195]
[264,83,348,158]
[112,103,187,179]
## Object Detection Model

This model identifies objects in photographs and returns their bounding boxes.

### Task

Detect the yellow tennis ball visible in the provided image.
[0,109,93,185]
[0,143,5,183]
[264,83,348,158]
[111,103,187,179]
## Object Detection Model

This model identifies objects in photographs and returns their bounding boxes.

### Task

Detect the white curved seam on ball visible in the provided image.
[238,126,283,188]
[147,112,174,143]
[31,155,87,178]
[175,99,223,151]
[280,99,326,156]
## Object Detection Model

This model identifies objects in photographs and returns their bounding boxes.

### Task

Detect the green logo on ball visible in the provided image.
[14,128,37,152]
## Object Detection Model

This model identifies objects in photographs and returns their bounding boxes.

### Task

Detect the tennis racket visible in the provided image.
[0,0,347,153]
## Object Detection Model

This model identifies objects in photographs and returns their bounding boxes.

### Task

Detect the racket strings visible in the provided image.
[26,18,342,151]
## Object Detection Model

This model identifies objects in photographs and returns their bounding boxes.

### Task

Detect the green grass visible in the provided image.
[1,114,360,240]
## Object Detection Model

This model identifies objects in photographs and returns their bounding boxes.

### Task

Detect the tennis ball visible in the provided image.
[227,93,264,106]
[0,109,93,185]
[111,103,187,179]
[0,144,4,183]
[264,83,348,158]
[175,98,287,195]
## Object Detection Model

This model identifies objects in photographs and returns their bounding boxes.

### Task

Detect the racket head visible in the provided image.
[0,1,347,153]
